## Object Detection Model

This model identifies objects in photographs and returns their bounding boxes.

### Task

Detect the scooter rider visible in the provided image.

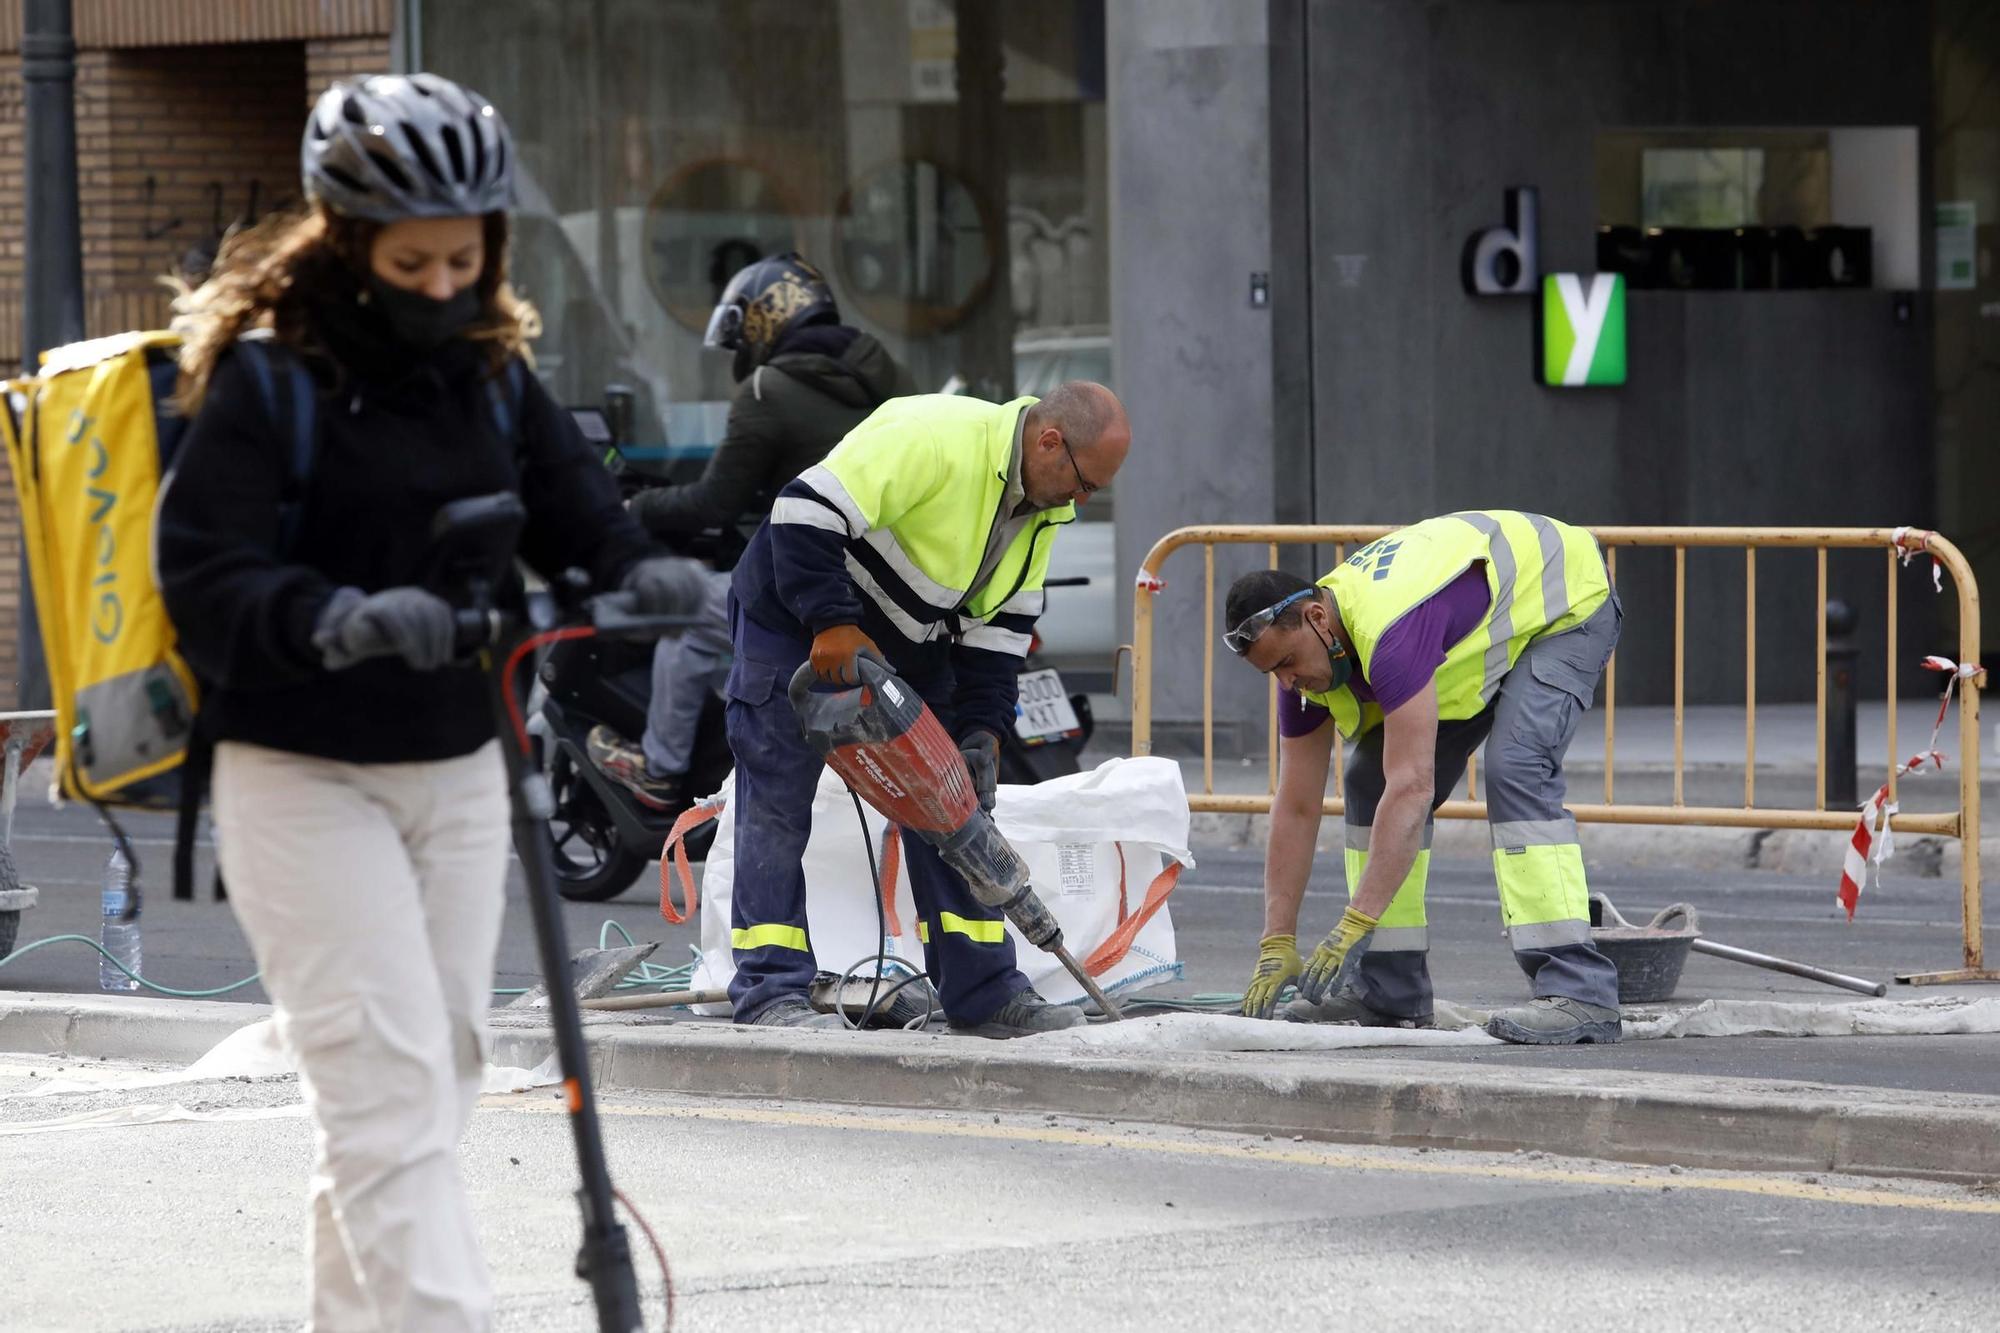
[156,73,702,1330]
[589,253,912,812]
[724,381,1132,1033]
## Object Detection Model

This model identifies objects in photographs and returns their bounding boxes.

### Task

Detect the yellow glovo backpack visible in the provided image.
[3,330,321,900]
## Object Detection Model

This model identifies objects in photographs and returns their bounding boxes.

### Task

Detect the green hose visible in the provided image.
[0,924,704,1000]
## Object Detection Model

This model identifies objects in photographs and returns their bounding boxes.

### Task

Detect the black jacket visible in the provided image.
[156,298,655,764]
[629,324,909,540]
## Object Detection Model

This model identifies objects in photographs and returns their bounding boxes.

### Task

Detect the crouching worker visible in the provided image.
[156,74,701,1330]
[1224,511,1624,1045]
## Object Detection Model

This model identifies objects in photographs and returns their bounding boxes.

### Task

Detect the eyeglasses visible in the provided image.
[1060,436,1099,497]
[1224,589,1315,655]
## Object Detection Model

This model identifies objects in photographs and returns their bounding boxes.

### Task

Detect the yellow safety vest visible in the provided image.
[785,394,1073,654]
[1301,510,1609,739]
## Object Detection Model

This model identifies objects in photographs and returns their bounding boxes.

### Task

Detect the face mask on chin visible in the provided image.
[364,274,481,351]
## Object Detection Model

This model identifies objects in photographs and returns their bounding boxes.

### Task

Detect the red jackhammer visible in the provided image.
[788,654,1124,1021]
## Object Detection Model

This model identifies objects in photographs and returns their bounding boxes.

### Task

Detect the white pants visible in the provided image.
[214,740,510,1333]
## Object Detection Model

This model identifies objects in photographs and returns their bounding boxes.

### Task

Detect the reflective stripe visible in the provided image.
[770,495,849,536]
[1370,925,1429,952]
[1492,842,1591,935]
[844,553,936,643]
[862,527,964,611]
[1344,847,1430,930]
[1489,818,1578,850]
[960,621,1031,656]
[1344,823,1433,852]
[917,921,929,944]
[795,464,867,533]
[995,585,1046,620]
[938,911,1006,943]
[732,923,811,952]
[1453,512,1516,702]
[1526,512,1569,626]
[1507,919,1593,949]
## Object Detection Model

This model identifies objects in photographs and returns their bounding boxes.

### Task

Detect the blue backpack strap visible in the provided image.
[485,356,528,452]
[236,339,320,555]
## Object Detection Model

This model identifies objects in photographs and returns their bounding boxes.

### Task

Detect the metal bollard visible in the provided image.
[1826,598,1858,808]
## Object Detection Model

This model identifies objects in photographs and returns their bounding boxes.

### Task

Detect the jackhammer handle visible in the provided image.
[787,648,896,713]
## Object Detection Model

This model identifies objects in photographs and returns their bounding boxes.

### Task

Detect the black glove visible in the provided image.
[959,729,1000,812]
[622,555,707,615]
[314,586,457,671]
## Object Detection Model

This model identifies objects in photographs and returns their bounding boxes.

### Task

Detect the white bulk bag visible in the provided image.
[673,757,1191,1014]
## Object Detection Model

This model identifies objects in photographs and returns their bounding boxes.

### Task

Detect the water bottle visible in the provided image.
[99,848,141,993]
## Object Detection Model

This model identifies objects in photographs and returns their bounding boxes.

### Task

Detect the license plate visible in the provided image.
[1014,668,1082,745]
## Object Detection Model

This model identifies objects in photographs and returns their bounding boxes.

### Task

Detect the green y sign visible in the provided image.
[1541,273,1626,386]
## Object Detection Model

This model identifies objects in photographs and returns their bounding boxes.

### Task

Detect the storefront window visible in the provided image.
[416,0,1110,511]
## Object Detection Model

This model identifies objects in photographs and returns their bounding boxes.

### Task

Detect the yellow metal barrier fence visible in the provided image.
[1129,525,1994,987]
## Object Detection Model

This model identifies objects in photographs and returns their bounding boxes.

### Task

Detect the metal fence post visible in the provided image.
[1826,599,1858,809]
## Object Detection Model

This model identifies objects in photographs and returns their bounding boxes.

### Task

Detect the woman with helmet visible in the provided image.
[156,73,699,1329]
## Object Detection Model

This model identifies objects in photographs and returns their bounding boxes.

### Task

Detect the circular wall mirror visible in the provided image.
[835,158,997,335]
[644,159,799,333]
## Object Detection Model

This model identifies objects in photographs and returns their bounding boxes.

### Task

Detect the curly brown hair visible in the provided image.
[170,203,539,415]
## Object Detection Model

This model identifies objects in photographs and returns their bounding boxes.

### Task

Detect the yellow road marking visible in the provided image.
[486,1096,2000,1215]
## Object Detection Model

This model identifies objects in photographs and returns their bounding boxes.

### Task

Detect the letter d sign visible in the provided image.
[1461,187,1539,295]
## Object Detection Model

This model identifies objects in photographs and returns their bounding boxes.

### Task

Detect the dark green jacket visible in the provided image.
[631,330,910,539]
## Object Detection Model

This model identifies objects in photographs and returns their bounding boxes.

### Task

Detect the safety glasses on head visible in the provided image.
[1224,588,1315,656]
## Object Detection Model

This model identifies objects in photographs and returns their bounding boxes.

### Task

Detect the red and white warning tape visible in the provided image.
[1837,654,1982,920]
[1134,568,1167,595]
[1892,526,1945,595]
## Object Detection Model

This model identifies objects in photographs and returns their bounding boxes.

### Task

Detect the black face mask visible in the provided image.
[364,275,480,352]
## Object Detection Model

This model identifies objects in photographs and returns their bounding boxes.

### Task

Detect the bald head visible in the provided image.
[1022,381,1131,509]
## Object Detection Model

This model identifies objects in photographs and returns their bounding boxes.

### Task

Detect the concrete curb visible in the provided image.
[481,1018,2000,1184]
[10,991,1999,1183]
[0,992,258,1066]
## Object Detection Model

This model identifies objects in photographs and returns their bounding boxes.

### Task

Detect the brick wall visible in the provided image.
[83,42,308,336]
[306,35,394,105]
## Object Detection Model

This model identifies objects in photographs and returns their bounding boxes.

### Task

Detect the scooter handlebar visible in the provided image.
[586,589,703,642]
[440,592,699,658]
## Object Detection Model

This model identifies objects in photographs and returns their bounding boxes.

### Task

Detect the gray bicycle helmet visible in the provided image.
[302,73,514,221]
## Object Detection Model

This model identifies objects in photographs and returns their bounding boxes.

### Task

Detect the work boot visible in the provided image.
[1281,984,1433,1029]
[949,988,1086,1039]
[1485,996,1622,1045]
[586,725,685,812]
[746,996,844,1030]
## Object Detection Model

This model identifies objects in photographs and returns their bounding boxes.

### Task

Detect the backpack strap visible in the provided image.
[235,339,321,556]
[486,357,528,453]
[174,339,319,903]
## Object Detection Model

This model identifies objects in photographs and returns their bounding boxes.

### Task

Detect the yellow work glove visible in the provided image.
[1296,906,1380,1005]
[1242,933,1304,1020]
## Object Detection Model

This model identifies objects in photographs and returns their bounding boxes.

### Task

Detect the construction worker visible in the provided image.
[1223,511,1624,1044]
[725,381,1131,1032]
[588,252,912,813]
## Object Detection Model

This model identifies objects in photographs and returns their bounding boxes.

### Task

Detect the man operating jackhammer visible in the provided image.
[1224,510,1625,1045]
[723,381,1132,1033]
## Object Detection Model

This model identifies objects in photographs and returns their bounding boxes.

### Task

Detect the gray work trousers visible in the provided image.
[642,566,735,777]
[1341,591,1624,1019]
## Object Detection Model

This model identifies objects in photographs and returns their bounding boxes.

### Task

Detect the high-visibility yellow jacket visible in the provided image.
[1299,510,1609,739]
[733,392,1074,736]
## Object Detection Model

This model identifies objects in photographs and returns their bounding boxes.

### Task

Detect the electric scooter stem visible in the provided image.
[483,635,644,1333]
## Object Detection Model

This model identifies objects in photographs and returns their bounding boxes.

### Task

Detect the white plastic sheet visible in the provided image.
[690,757,1192,1012]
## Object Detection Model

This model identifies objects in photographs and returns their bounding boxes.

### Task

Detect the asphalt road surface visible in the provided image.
[2,1061,1997,1333]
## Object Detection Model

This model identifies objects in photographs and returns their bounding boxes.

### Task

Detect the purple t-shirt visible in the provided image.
[1277,566,1493,737]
